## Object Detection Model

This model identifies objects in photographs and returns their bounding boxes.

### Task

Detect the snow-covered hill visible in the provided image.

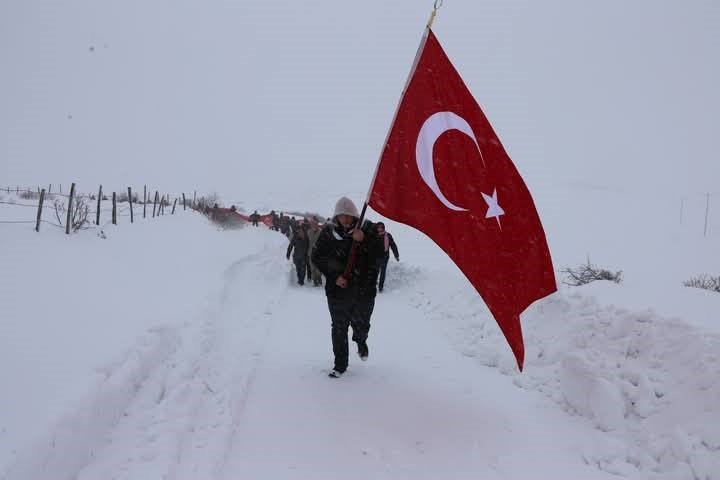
[1,198,718,479]
[2,1,719,478]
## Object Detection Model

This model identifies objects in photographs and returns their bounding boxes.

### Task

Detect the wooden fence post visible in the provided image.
[193,191,196,208]
[96,185,102,225]
[128,187,134,223]
[48,184,52,194]
[112,192,117,225]
[680,198,684,225]
[35,189,46,232]
[143,185,147,219]
[60,184,62,194]
[172,198,177,214]
[704,193,710,237]
[182,193,186,210]
[65,183,76,234]
[152,191,158,217]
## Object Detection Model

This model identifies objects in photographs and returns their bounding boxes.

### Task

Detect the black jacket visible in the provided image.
[286,231,310,262]
[311,220,385,299]
[381,232,399,260]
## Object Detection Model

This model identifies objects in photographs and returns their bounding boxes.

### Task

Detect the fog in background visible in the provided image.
[1,0,718,205]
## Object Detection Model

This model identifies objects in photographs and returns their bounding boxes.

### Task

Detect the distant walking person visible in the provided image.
[311,197,384,378]
[286,226,310,286]
[306,217,323,287]
[251,210,260,227]
[375,222,399,292]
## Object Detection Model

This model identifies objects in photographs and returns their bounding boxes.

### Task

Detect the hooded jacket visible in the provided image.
[311,218,384,299]
[286,229,310,262]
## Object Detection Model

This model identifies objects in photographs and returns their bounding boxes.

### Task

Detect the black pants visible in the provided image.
[294,257,307,285]
[327,296,375,372]
[377,255,390,290]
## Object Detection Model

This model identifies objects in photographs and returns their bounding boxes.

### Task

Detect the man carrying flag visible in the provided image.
[365,15,556,371]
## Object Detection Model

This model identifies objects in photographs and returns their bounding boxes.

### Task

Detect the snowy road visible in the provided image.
[4,223,718,480]
[44,235,609,480]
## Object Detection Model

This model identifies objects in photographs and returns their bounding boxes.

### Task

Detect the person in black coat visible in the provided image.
[286,226,310,285]
[311,196,385,378]
[375,222,399,292]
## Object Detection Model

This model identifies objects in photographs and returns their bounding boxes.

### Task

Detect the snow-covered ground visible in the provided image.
[2,0,718,477]
[1,185,718,480]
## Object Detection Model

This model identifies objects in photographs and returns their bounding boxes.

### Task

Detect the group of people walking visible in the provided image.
[284,197,400,378]
[285,216,324,286]
[200,197,401,379]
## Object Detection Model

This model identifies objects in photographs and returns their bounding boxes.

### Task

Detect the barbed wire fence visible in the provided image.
[0,184,197,234]
[677,191,718,237]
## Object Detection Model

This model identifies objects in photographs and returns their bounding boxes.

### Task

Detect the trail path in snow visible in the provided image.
[15,232,618,480]
[218,276,613,480]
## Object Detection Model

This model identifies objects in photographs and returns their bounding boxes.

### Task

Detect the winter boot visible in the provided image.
[358,340,369,361]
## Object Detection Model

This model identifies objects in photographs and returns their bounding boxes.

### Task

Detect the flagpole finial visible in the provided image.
[427,0,443,29]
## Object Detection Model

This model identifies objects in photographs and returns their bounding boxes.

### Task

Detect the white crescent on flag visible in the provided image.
[415,111,485,211]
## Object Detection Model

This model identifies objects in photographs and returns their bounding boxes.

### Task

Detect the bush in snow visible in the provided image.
[19,190,41,200]
[561,260,622,286]
[682,274,720,293]
[116,192,139,203]
[54,196,91,232]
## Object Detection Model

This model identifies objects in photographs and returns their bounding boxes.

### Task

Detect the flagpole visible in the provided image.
[343,2,442,280]
[362,0,442,211]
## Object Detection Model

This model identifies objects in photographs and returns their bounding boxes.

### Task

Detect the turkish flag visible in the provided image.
[368,30,556,371]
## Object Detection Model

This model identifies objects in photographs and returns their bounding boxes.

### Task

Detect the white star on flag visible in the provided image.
[482,188,505,229]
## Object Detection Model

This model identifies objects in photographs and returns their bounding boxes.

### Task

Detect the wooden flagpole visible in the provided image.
[343,1,443,280]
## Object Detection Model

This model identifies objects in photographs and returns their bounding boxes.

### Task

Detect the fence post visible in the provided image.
[96,185,102,225]
[704,193,710,236]
[128,187,134,223]
[48,184,52,194]
[35,189,46,232]
[65,183,76,234]
[112,192,117,225]
[182,193,186,210]
[193,191,196,208]
[143,185,147,219]
[60,184,62,194]
[172,198,177,214]
[153,191,159,217]
[680,198,684,225]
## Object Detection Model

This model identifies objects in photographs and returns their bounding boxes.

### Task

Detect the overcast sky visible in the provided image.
[1,0,718,203]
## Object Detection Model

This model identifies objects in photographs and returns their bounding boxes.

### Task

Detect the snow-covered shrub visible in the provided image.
[19,190,40,200]
[116,191,139,203]
[54,196,91,232]
[561,260,622,286]
[683,274,720,293]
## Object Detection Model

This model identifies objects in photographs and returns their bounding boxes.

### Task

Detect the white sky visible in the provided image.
[1,0,718,201]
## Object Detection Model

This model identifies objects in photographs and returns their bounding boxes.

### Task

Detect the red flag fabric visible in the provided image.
[368,30,556,370]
